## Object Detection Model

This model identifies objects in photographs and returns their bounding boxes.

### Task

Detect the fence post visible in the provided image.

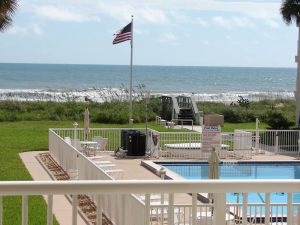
[255,119,259,153]
[275,131,279,154]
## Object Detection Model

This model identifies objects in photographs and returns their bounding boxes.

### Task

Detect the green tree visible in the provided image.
[281,0,300,127]
[0,0,17,31]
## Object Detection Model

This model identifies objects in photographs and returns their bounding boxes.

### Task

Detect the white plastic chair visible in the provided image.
[64,137,72,145]
[92,136,108,155]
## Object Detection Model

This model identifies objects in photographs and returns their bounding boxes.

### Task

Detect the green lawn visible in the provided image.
[222,122,268,132]
[0,120,260,224]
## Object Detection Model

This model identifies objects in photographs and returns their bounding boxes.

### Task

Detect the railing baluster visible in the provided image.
[47,195,53,225]
[168,193,174,225]
[242,193,248,225]
[287,193,292,225]
[22,195,28,225]
[72,195,78,225]
[265,193,270,225]
[0,196,2,225]
[96,195,102,225]
[144,194,150,225]
[192,193,197,225]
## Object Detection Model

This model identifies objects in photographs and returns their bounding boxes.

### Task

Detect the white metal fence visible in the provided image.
[50,127,300,161]
[245,130,300,155]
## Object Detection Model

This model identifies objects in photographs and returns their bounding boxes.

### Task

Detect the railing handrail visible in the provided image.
[50,128,146,131]
[1,180,300,195]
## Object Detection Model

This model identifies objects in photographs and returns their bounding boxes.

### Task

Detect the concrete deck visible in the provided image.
[20,151,87,225]
[20,149,300,225]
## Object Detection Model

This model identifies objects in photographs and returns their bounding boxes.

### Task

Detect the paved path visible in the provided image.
[20,151,87,225]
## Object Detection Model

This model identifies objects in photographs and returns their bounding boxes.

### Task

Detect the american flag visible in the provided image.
[113,22,132,45]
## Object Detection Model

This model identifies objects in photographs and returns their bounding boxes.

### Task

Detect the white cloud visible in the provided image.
[213,16,255,29]
[261,31,276,40]
[31,23,44,35]
[6,23,44,36]
[264,19,279,28]
[202,40,210,46]
[196,18,209,27]
[213,16,233,29]
[35,5,101,23]
[21,0,282,28]
[159,32,179,43]
[97,2,168,24]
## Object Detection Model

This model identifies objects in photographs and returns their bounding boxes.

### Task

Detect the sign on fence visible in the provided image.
[202,126,221,151]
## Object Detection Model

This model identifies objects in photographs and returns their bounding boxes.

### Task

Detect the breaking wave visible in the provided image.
[0,88,295,103]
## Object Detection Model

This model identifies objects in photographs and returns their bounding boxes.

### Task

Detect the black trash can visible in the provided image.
[124,130,146,156]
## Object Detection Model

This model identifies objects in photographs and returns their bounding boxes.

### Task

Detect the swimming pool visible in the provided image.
[160,162,300,204]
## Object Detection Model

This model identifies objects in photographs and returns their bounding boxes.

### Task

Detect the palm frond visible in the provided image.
[0,0,18,15]
[0,14,12,31]
[281,0,300,25]
[0,0,18,32]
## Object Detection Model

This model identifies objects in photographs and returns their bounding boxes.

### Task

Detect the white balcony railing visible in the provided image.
[0,180,300,225]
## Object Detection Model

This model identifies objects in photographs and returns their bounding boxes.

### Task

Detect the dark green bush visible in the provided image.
[264,111,294,129]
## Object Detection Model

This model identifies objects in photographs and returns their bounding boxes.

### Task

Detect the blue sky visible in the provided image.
[0,0,297,67]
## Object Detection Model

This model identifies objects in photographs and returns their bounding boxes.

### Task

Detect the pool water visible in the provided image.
[160,162,300,204]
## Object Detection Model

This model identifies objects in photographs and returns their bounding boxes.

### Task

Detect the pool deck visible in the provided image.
[20,151,87,225]
[20,150,300,225]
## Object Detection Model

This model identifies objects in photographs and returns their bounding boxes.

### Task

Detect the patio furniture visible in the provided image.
[64,137,71,145]
[160,119,167,126]
[80,141,97,156]
[92,136,108,155]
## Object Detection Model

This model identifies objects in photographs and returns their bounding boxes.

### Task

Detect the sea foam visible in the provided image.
[0,88,294,103]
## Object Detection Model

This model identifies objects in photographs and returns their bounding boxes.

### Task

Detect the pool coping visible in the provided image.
[141,160,210,203]
[141,159,300,204]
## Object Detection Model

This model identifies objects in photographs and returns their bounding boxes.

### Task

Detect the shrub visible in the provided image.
[264,111,294,130]
[237,96,250,108]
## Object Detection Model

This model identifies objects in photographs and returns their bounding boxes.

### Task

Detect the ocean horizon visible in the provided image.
[0,63,296,103]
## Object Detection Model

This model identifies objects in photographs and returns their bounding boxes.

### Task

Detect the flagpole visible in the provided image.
[129,15,133,125]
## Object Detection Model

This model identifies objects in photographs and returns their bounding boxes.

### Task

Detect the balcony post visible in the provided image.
[168,193,174,225]
[22,195,28,225]
[72,195,78,225]
[213,193,226,225]
[0,196,2,225]
[47,195,53,225]
[242,193,248,225]
[96,195,102,225]
[192,193,197,225]
[144,194,150,225]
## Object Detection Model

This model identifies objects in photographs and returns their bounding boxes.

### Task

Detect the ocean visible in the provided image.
[0,63,296,102]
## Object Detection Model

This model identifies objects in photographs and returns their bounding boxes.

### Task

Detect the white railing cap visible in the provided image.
[1,180,300,195]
